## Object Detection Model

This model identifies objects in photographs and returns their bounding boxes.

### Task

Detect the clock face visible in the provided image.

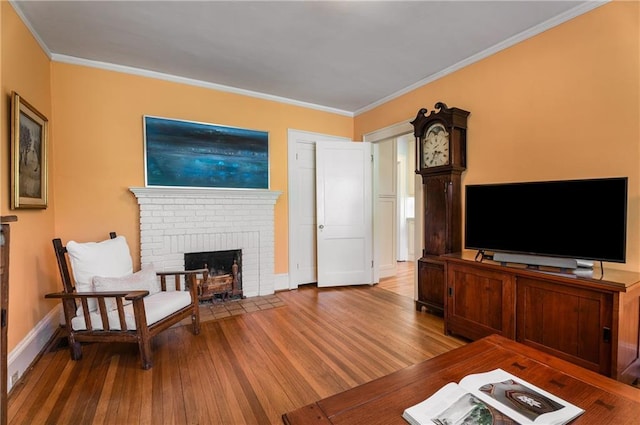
[422,123,450,168]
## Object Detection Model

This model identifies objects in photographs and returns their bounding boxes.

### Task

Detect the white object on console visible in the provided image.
[493,252,580,269]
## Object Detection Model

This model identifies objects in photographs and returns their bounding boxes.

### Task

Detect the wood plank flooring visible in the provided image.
[8,263,465,424]
[377,261,416,298]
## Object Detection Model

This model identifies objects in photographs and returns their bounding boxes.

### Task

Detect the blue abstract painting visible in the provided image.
[144,116,269,189]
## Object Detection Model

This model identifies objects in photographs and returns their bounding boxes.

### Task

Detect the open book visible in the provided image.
[403,369,584,425]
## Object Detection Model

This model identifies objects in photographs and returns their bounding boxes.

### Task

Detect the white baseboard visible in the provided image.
[274,273,289,291]
[7,304,61,393]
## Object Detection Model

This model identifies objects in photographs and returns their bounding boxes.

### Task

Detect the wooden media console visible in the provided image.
[442,252,640,383]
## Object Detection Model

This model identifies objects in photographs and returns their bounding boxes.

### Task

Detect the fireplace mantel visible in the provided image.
[130,186,281,201]
[130,186,281,297]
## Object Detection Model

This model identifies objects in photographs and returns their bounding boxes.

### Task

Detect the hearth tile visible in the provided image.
[242,304,261,313]
[213,311,231,319]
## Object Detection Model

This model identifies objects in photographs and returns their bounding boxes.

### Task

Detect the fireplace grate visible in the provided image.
[185,249,242,301]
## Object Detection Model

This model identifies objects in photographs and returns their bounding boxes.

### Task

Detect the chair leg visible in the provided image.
[68,334,82,361]
[192,306,201,335]
[138,337,152,370]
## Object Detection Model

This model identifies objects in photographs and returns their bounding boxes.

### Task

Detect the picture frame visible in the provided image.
[11,92,48,209]
[144,115,269,189]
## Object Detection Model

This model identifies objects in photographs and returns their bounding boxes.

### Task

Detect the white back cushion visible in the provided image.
[93,264,160,311]
[66,235,133,312]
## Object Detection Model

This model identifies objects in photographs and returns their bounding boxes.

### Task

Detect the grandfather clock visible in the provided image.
[411,102,469,314]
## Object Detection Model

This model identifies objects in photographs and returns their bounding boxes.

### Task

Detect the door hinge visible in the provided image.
[603,327,611,343]
[371,260,374,268]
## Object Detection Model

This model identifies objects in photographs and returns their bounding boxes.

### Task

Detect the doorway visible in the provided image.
[287,123,419,290]
[365,120,418,288]
[373,133,415,278]
[287,130,348,288]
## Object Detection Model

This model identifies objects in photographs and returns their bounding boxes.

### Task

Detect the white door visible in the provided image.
[316,141,373,287]
[287,130,350,288]
[288,139,318,286]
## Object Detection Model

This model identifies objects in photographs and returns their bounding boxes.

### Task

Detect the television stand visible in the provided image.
[442,252,640,383]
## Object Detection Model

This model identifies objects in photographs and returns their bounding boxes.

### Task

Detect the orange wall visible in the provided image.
[2,0,639,354]
[355,1,640,272]
[50,64,353,274]
[1,2,57,350]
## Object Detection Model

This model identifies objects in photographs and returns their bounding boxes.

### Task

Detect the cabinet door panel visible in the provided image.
[517,277,612,375]
[417,259,444,314]
[452,270,502,328]
[446,264,515,340]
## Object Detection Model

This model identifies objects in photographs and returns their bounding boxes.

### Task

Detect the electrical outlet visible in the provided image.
[11,372,19,386]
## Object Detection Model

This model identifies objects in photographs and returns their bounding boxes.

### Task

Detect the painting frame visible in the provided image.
[143,115,269,190]
[10,92,48,209]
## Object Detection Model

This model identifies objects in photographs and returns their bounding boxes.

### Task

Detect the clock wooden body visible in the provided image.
[411,103,469,314]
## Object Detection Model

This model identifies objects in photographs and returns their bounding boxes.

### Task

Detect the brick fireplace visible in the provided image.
[130,187,281,297]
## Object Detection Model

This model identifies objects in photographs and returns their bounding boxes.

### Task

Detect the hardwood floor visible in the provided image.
[8,266,464,424]
[377,261,416,298]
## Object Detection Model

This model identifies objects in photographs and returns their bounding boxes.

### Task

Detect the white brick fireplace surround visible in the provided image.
[130,187,281,297]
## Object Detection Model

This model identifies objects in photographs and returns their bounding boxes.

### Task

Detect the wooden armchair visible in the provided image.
[45,232,206,369]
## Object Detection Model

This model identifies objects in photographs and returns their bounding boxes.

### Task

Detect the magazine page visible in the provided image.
[402,382,523,425]
[458,369,584,425]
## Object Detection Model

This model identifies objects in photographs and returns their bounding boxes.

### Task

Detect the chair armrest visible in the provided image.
[45,290,151,332]
[45,290,150,300]
[155,269,207,292]
[155,268,208,276]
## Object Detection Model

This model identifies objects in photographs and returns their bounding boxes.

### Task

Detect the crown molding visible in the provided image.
[10,0,608,118]
[354,1,609,116]
[8,0,53,58]
[51,54,353,117]
[10,0,350,117]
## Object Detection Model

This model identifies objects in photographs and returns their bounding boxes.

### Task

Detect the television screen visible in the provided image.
[465,177,628,263]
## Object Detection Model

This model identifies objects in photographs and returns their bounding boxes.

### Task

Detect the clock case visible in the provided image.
[412,102,469,174]
[411,103,470,315]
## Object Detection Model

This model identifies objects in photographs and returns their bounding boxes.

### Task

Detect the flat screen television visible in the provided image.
[465,177,628,263]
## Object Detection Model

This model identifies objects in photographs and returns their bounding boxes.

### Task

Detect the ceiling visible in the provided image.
[11,1,601,115]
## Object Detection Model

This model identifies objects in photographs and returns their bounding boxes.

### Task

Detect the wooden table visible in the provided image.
[282,334,640,424]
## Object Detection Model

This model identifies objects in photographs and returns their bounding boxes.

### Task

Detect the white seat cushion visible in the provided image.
[66,235,134,314]
[70,291,192,331]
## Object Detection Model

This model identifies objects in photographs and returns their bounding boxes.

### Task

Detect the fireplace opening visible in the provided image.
[185,249,242,302]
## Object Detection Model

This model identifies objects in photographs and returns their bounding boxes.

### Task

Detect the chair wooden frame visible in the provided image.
[45,232,205,369]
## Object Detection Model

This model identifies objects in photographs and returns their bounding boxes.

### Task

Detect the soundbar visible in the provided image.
[493,252,594,270]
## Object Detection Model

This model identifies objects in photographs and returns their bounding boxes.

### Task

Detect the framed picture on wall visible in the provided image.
[10,92,48,209]
[143,116,269,189]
